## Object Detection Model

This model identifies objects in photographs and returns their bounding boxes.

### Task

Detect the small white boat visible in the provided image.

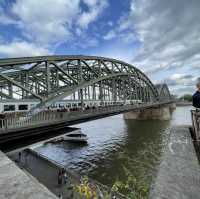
[63,130,88,143]
[44,137,64,144]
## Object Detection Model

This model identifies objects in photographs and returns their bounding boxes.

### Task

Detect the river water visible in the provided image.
[35,106,192,188]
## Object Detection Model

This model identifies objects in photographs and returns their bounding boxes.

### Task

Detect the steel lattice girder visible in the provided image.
[155,84,172,101]
[0,55,171,107]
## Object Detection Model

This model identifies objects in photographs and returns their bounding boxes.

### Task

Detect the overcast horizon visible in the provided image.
[0,0,199,96]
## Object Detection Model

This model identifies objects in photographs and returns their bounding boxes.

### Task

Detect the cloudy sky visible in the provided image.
[0,0,199,96]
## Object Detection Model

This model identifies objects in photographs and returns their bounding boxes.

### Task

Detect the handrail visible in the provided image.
[191,110,200,143]
[0,101,173,134]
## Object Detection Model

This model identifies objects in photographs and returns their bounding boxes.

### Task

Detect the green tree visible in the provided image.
[179,94,192,102]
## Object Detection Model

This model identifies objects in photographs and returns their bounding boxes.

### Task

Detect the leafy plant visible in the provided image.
[111,142,163,199]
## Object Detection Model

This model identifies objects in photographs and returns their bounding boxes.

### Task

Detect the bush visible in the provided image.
[179,94,192,102]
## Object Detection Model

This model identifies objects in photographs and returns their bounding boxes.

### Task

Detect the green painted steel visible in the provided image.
[0,55,171,109]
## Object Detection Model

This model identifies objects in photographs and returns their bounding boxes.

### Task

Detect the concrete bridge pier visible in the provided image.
[169,102,176,111]
[124,103,176,121]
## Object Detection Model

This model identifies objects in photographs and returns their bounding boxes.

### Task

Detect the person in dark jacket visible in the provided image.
[193,82,200,108]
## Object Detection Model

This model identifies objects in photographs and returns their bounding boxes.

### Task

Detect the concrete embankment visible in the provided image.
[149,126,200,199]
[124,103,176,120]
[0,150,58,199]
[176,102,192,106]
[8,148,127,199]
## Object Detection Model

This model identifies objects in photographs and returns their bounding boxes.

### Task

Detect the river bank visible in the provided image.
[8,147,127,199]
[0,150,57,199]
[7,106,195,198]
[176,102,192,106]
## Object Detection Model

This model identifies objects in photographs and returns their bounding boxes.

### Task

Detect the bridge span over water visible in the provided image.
[0,55,173,149]
[0,55,171,105]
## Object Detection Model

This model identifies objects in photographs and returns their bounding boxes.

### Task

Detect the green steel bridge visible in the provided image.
[0,55,173,150]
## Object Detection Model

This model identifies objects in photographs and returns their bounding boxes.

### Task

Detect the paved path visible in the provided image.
[0,150,57,199]
[9,150,76,199]
[149,126,200,199]
[8,148,127,199]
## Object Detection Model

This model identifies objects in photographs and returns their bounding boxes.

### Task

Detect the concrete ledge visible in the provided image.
[149,126,200,199]
[0,151,57,199]
[124,106,171,120]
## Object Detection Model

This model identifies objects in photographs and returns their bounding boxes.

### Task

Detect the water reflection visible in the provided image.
[35,106,192,186]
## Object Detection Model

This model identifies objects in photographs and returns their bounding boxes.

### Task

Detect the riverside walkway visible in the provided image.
[1,146,127,199]
[8,149,75,199]
[0,150,57,199]
[149,125,200,199]
[8,148,127,199]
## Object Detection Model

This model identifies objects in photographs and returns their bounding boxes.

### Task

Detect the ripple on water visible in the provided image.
[35,107,192,185]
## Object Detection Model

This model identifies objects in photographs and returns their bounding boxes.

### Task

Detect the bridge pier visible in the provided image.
[124,103,176,121]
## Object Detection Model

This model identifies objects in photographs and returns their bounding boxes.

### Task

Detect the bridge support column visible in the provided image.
[169,102,176,111]
[124,103,176,121]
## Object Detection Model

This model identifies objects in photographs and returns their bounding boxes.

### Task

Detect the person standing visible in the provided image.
[63,171,67,184]
[0,113,5,128]
[58,170,62,185]
[24,151,29,165]
[193,81,200,108]
[18,152,22,163]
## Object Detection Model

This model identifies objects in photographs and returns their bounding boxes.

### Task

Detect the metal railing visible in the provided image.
[0,105,137,132]
[0,101,172,133]
[191,110,200,143]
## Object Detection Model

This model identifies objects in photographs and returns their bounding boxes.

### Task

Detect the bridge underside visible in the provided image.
[0,101,174,152]
[0,55,172,111]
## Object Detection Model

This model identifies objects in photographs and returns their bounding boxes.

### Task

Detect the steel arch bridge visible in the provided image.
[155,84,172,101]
[0,55,171,109]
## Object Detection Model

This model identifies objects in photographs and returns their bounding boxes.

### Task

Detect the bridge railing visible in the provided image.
[0,104,142,132]
[191,110,200,143]
[0,101,171,133]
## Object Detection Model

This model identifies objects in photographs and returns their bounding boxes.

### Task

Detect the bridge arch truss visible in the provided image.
[155,84,172,102]
[0,56,162,108]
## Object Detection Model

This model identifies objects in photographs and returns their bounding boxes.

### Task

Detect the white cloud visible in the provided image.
[94,44,134,63]
[0,2,16,25]
[120,0,200,70]
[82,0,98,7]
[0,0,109,58]
[158,73,197,95]
[166,74,194,85]
[0,0,109,45]
[0,41,50,58]
[0,14,16,25]
[171,86,195,96]
[107,21,113,27]
[113,0,200,94]
[12,0,81,44]
[78,0,108,29]
[103,30,116,40]
[171,74,190,80]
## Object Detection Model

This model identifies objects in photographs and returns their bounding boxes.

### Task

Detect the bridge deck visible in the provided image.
[0,102,174,148]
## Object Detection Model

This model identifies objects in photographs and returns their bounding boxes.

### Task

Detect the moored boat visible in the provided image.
[63,129,88,143]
